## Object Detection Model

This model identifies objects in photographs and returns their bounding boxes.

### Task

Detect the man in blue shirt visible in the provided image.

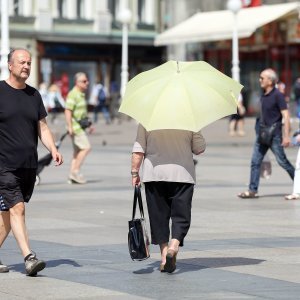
[238,68,294,198]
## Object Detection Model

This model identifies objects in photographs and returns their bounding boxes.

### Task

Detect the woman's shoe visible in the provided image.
[285,193,300,200]
[160,263,166,272]
[164,249,177,273]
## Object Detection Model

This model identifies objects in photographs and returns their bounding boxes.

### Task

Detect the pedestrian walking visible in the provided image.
[293,77,300,119]
[0,48,63,276]
[47,83,65,123]
[38,82,49,110]
[131,124,206,273]
[65,72,92,184]
[238,68,295,199]
[285,130,300,200]
[228,93,246,137]
[90,80,111,124]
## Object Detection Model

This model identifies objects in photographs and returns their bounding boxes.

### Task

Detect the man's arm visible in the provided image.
[38,118,63,166]
[65,109,73,136]
[281,109,291,147]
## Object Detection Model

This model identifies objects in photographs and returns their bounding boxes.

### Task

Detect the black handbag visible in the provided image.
[77,117,92,129]
[258,100,278,146]
[128,185,150,261]
[258,123,277,146]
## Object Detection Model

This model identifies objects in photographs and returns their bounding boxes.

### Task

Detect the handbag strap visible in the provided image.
[132,185,145,220]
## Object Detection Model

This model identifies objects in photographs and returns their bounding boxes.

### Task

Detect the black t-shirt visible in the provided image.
[258,88,287,136]
[0,80,47,168]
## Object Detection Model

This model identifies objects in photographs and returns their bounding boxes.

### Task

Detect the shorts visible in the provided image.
[72,132,91,152]
[230,113,244,121]
[0,167,36,211]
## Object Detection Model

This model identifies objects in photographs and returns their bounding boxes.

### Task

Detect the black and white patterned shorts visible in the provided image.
[0,167,36,211]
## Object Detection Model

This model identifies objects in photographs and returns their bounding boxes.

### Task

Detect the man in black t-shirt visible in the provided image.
[0,48,63,276]
[238,68,294,199]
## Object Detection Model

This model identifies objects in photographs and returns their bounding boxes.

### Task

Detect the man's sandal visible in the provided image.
[237,191,259,199]
[284,194,300,200]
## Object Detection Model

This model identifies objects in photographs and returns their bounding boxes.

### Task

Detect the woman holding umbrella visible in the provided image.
[131,125,206,273]
[121,60,242,273]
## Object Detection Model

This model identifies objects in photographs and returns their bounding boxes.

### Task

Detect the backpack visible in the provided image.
[98,85,106,104]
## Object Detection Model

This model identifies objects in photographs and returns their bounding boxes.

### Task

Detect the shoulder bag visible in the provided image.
[128,185,150,261]
[258,100,278,146]
[76,117,92,129]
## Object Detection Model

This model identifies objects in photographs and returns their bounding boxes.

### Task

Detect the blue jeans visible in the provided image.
[93,104,111,124]
[249,134,295,193]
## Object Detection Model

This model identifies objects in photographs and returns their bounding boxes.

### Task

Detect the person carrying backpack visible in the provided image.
[91,82,111,124]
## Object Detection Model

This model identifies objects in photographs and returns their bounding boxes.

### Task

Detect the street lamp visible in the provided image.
[227,0,242,83]
[1,0,10,80]
[118,7,132,98]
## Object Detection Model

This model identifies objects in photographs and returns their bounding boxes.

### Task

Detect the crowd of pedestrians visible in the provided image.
[0,47,299,277]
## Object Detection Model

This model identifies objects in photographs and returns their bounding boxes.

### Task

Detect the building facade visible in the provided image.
[2,0,163,97]
[160,0,300,112]
[2,0,299,110]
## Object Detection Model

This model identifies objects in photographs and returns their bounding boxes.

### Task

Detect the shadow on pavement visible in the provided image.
[10,259,81,273]
[133,256,264,275]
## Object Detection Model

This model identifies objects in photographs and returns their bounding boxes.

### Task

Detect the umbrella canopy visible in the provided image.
[119,60,243,132]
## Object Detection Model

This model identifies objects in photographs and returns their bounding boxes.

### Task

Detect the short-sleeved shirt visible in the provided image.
[132,124,206,184]
[65,87,88,135]
[259,88,287,136]
[0,80,47,169]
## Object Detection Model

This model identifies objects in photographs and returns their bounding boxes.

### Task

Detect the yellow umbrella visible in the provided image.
[119,60,243,132]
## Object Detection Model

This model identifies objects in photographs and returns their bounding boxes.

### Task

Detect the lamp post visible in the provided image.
[227,0,242,83]
[118,7,132,98]
[1,0,10,80]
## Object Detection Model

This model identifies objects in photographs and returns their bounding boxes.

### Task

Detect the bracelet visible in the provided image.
[131,171,139,175]
[132,174,139,178]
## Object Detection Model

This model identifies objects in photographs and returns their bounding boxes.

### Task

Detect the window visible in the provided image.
[13,0,23,16]
[138,0,154,26]
[138,0,146,23]
[58,0,67,18]
[77,0,86,19]
[108,0,120,21]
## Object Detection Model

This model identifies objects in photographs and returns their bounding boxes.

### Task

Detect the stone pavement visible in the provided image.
[1,115,300,300]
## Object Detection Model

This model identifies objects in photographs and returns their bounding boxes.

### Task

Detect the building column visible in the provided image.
[166,0,187,61]
[66,0,76,19]
[22,0,32,17]
[93,0,112,34]
[144,0,155,24]
[85,0,93,20]
[35,0,53,31]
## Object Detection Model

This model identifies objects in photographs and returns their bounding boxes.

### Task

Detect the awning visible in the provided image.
[154,2,300,46]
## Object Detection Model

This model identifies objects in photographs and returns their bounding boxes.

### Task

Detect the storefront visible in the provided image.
[37,41,164,99]
[203,18,300,113]
[155,2,300,114]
